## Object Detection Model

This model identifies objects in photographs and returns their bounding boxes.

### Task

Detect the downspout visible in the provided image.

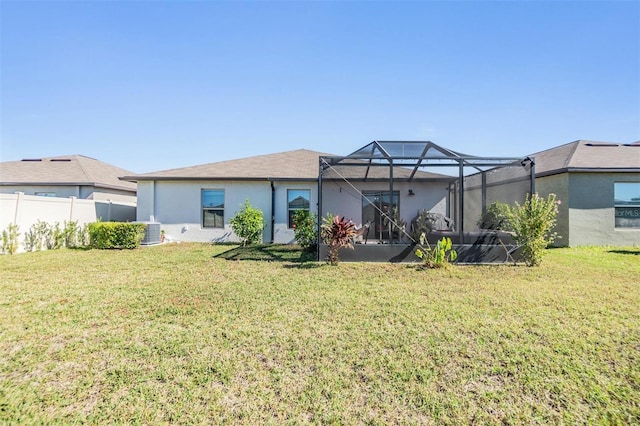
[150,180,156,222]
[317,159,323,261]
[270,180,275,243]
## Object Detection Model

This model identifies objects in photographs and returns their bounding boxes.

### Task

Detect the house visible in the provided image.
[121,149,329,244]
[121,142,531,264]
[530,140,640,246]
[0,154,137,203]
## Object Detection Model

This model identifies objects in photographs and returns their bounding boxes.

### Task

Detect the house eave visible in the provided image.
[536,167,640,178]
[120,176,318,183]
[0,181,136,193]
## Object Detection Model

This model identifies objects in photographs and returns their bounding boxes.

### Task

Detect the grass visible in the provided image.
[1,244,638,424]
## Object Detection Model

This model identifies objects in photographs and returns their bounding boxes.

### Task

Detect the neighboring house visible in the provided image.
[0,154,137,203]
[530,140,640,246]
[0,155,137,229]
[121,149,328,244]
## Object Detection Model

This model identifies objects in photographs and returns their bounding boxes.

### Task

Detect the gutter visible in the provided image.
[119,176,318,183]
[535,167,640,179]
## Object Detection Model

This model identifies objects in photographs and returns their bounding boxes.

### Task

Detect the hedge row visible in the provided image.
[87,222,147,249]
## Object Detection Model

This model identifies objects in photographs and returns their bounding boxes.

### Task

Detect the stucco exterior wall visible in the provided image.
[0,185,136,204]
[537,172,639,246]
[535,173,570,246]
[272,182,318,244]
[136,179,318,243]
[321,181,449,229]
[567,173,638,246]
[1,185,81,198]
[138,179,449,244]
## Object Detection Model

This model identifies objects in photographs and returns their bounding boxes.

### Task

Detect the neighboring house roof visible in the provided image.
[531,140,640,176]
[121,149,332,181]
[0,155,137,193]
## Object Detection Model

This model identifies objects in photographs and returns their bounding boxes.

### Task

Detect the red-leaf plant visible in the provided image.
[320,214,357,265]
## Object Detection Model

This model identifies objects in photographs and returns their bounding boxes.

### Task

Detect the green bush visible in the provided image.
[230,200,265,246]
[506,193,560,267]
[477,201,512,230]
[1,223,20,255]
[292,210,318,252]
[87,222,146,249]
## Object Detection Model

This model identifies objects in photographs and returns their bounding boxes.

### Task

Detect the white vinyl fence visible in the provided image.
[1,192,136,252]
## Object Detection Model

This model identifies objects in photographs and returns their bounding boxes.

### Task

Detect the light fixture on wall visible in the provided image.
[408,189,415,196]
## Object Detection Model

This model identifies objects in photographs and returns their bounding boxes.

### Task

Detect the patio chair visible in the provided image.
[353,221,372,244]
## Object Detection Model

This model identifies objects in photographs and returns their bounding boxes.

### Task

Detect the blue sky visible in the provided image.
[1,1,638,173]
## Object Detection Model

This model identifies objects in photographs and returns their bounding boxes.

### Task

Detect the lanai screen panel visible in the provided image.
[457,159,534,236]
[320,141,534,251]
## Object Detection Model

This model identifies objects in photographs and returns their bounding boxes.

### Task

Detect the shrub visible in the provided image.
[47,222,65,250]
[24,220,49,252]
[1,223,20,255]
[292,210,318,252]
[320,214,356,265]
[63,220,82,248]
[23,220,87,252]
[229,199,265,246]
[415,236,458,268]
[477,201,512,230]
[87,222,146,249]
[506,193,560,267]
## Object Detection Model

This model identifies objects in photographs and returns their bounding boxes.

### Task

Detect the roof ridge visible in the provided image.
[564,140,582,168]
[136,148,334,175]
[73,155,94,183]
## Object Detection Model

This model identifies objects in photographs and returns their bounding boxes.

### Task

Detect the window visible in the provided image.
[288,189,310,228]
[34,192,56,197]
[615,182,640,228]
[202,189,224,228]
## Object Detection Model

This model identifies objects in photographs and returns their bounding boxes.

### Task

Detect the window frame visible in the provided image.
[202,189,225,229]
[34,192,56,197]
[614,182,640,229]
[287,189,311,229]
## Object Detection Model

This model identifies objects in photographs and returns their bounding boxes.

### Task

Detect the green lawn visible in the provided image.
[1,244,638,424]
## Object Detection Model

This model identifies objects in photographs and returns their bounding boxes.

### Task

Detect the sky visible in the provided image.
[1,1,638,173]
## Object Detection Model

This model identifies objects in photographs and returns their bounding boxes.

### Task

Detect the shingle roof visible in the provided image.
[531,140,640,176]
[122,149,331,181]
[0,155,137,192]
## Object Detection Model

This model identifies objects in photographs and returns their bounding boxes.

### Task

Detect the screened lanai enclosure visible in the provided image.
[318,141,535,263]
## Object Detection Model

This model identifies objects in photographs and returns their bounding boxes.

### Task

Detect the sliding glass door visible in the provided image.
[362,191,400,241]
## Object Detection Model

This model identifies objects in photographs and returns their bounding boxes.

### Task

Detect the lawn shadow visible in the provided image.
[608,249,640,256]
[214,244,318,263]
